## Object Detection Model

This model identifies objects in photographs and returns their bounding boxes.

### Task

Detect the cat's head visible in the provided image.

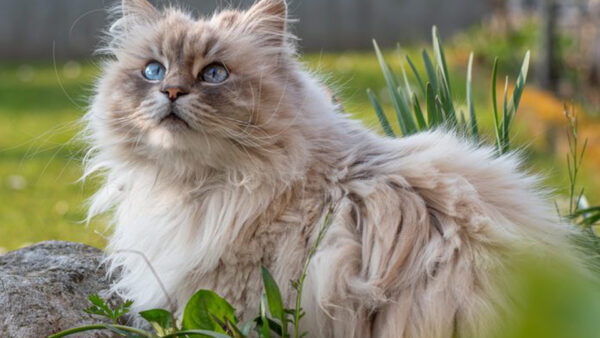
[90,0,317,171]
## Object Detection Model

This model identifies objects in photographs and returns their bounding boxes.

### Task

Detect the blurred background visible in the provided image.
[0,0,599,250]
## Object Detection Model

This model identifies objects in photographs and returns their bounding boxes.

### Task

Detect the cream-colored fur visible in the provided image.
[85,0,577,336]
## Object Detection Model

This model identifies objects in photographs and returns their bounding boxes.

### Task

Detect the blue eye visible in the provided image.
[201,63,229,83]
[142,61,166,81]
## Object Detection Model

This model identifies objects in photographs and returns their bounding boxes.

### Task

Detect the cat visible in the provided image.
[84,0,579,336]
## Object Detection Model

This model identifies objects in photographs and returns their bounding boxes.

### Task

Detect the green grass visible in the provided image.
[0,61,107,251]
[0,49,597,251]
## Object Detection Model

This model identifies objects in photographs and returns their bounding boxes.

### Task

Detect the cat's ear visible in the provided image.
[121,0,159,21]
[105,0,159,53]
[243,0,288,46]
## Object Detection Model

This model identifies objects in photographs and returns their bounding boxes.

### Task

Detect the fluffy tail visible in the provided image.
[303,131,586,337]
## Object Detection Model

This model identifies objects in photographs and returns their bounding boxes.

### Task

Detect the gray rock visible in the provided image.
[0,241,121,337]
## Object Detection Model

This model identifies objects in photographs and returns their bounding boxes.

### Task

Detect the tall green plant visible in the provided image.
[369,26,531,155]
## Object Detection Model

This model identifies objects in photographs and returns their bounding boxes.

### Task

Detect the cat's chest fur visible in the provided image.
[107,168,329,318]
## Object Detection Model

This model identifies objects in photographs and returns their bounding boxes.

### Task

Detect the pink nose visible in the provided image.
[162,86,189,101]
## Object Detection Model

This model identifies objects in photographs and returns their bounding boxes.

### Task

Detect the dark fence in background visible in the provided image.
[0,0,492,60]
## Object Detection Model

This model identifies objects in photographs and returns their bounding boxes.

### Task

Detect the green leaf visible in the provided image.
[458,110,467,135]
[258,294,271,338]
[140,309,175,335]
[86,294,112,317]
[254,317,283,336]
[422,50,438,93]
[571,206,600,226]
[426,82,440,127]
[87,294,106,308]
[412,93,426,130]
[406,54,426,96]
[84,294,132,324]
[398,51,414,102]
[182,290,237,336]
[435,97,447,127]
[261,266,286,336]
[491,57,502,151]
[432,26,452,97]
[507,51,531,120]
[499,51,530,155]
[572,206,600,217]
[114,300,134,319]
[466,52,478,141]
[437,68,456,127]
[83,306,106,318]
[586,213,600,226]
[373,39,417,136]
[502,76,510,154]
[367,89,395,137]
[430,26,457,128]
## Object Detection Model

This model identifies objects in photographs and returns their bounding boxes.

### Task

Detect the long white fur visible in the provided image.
[85,0,580,337]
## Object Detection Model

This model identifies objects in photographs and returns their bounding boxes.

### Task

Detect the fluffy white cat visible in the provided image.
[85,0,579,336]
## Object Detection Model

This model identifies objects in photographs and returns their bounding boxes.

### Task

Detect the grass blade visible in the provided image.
[466,52,479,141]
[426,82,441,127]
[367,89,395,137]
[458,110,467,135]
[373,40,417,135]
[412,93,427,130]
[491,57,502,151]
[432,26,452,97]
[438,69,457,126]
[507,51,531,118]
[259,294,271,338]
[399,61,413,103]
[397,44,413,102]
[261,267,287,337]
[406,55,426,96]
[502,76,510,154]
[435,96,446,126]
[422,50,438,94]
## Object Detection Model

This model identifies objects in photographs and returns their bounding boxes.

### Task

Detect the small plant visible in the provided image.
[49,209,335,338]
[564,106,589,216]
[84,295,134,324]
[368,26,530,155]
[563,106,600,232]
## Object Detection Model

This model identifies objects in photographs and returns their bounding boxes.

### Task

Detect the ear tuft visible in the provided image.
[103,0,159,54]
[251,0,287,19]
[121,0,159,21]
[243,0,288,45]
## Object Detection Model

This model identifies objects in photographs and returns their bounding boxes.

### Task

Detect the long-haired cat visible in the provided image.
[85,0,579,336]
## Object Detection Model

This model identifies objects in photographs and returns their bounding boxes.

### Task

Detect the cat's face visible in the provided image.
[92,0,300,161]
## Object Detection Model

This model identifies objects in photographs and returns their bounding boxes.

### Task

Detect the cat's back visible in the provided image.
[341,129,548,224]
[302,129,573,337]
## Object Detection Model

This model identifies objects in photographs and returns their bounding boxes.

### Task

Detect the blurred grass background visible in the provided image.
[1,22,599,253]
